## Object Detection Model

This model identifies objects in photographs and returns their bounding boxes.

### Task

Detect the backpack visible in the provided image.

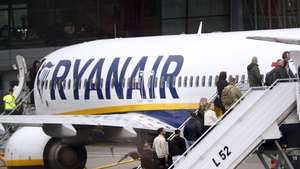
[221,85,234,105]
[265,68,277,86]
[183,117,203,141]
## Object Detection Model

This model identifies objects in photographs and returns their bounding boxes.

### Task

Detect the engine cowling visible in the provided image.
[5,127,87,169]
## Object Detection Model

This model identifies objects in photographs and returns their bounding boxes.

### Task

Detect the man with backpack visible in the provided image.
[221,77,242,111]
[183,112,203,146]
[265,59,290,86]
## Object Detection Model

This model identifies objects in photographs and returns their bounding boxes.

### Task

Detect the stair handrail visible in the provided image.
[169,78,295,168]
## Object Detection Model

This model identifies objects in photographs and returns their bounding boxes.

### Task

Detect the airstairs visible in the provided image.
[170,81,300,169]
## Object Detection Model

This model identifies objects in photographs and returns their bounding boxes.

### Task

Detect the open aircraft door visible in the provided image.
[290,50,300,120]
[14,55,28,102]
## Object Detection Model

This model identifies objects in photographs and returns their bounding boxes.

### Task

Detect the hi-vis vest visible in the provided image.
[3,94,16,110]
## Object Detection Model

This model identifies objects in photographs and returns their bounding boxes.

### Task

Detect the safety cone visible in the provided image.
[270,159,276,169]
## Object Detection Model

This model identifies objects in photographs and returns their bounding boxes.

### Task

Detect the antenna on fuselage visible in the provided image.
[197,21,203,34]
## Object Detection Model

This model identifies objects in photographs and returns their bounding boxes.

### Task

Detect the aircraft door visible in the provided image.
[290,50,300,120]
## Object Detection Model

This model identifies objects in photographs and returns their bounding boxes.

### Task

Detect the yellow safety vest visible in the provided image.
[3,94,16,110]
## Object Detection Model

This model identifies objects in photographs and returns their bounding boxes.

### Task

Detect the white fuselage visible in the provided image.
[34,28,300,127]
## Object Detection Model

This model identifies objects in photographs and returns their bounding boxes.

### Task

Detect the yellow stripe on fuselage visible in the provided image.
[60,103,198,115]
[5,159,44,167]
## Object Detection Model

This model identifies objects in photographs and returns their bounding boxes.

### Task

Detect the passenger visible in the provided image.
[169,129,187,163]
[141,142,159,169]
[215,71,228,113]
[247,56,262,87]
[153,128,169,169]
[28,60,41,105]
[221,77,242,111]
[2,89,16,115]
[196,97,208,120]
[203,102,218,131]
[274,59,289,80]
[282,52,295,78]
[183,112,202,146]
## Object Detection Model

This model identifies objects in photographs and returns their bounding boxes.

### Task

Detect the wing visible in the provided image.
[0,113,175,137]
[246,36,300,45]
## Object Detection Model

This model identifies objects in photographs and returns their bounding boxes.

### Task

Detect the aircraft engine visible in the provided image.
[5,127,87,169]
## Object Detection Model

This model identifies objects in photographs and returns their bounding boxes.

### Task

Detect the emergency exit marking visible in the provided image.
[212,146,232,167]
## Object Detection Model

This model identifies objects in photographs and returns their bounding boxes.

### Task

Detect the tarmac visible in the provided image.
[0,144,267,169]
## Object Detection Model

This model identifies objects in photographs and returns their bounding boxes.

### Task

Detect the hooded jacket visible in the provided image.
[247,63,262,87]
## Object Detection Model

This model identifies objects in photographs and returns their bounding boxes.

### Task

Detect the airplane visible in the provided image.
[1,28,300,169]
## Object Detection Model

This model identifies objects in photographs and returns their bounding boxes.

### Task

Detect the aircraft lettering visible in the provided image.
[85,59,105,100]
[48,55,184,101]
[73,59,94,100]
[105,57,132,99]
[149,56,163,99]
[50,60,71,100]
[160,55,183,99]
[126,56,147,99]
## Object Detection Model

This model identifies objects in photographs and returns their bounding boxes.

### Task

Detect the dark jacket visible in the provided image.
[217,79,228,98]
[141,149,159,169]
[169,135,187,156]
[183,117,202,141]
[215,72,228,112]
[275,66,289,80]
[247,63,262,87]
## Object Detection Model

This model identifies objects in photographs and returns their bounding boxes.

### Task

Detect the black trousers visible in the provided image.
[158,157,166,169]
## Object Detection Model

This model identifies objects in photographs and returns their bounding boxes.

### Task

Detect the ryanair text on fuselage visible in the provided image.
[38,55,184,100]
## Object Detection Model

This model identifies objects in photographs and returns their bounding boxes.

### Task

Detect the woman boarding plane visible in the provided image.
[1,28,300,169]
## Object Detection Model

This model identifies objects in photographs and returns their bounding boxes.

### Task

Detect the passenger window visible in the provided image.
[172,76,176,88]
[62,80,66,89]
[208,75,212,87]
[183,76,187,87]
[127,77,131,88]
[122,78,125,88]
[160,77,165,88]
[178,76,182,88]
[111,78,115,88]
[49,80,52,89]
[44,80,48,90]
[79,79,82,89]
[154,77,158,88]
[166,76,171,88]
[84,79,88,89]
[202,76,206,87]
[241,75,245,83]
[235,75,239,83]
[137,78,141,89]
[196,76,200,87]
[91,79,96,90]
[67,79,71,90]
[189,76,193,87]
[41,80,45,90]
[214,75,219,86]
[131,78,136,89]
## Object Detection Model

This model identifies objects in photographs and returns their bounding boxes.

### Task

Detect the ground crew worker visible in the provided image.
[3,89,16,115]
[221,77,242,111]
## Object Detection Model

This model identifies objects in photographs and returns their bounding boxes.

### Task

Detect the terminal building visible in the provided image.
[0,0,300,93]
